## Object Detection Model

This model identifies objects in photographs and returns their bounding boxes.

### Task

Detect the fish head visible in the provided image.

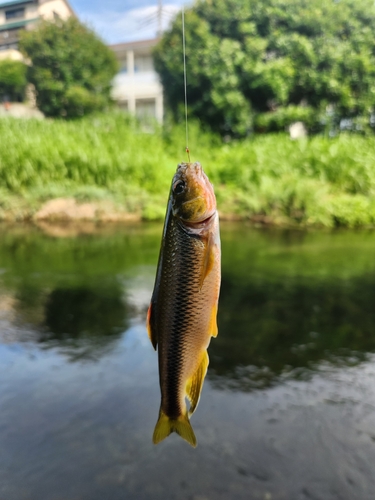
[171,162,216,224]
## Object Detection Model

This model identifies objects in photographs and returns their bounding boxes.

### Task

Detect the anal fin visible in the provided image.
[209,303,218,338]
[186,351,209,417]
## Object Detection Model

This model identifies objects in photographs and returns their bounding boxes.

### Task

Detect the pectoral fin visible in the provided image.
[186,351,209,417]
[146,303,157,350]
[199,231,216,289]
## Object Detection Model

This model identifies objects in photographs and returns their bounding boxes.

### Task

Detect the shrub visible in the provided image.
[19,18,118,118]
[0,59,27,101]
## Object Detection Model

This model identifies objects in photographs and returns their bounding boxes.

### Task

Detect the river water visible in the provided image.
[1,222,375,500]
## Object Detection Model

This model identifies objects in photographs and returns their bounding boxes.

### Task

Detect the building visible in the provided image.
[0,0,74,61]
[110,39,164,124]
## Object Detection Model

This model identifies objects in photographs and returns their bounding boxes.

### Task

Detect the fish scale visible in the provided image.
[159,219,205,417]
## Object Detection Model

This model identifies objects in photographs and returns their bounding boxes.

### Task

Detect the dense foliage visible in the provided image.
[19,18,118,118]
[1,113,375,227]
[154,0,375,136]
[0,59,27,101]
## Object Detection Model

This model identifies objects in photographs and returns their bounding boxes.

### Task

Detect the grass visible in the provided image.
[1,111,375,226]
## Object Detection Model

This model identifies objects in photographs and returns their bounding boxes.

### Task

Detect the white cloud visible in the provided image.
[80,3,182,44]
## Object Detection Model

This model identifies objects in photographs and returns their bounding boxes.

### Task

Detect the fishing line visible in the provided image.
[182,6,191,162]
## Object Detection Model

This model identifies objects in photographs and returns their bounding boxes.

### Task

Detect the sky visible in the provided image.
[69,0,191,44]
[0,0,192,44]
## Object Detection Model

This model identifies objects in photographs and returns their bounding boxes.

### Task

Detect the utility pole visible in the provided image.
[157,0,163,37]
[139,0,169,38]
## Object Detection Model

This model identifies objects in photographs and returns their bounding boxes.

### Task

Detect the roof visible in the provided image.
[0,16,38,31]
[0,0,35,8]
[110,38,160,49]
[110,38,160,52]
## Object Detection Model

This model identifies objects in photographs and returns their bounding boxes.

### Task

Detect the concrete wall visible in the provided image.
[0,48,24,60]
[39,0,73,20]
[24,3,39,20]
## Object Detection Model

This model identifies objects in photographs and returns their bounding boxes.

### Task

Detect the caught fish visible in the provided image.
[147,162,221,447]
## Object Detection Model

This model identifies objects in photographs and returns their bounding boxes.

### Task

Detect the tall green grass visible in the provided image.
[1,112,375,226]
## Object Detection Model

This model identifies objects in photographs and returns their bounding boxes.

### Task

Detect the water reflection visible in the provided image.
[2,224,375,499]
[1,223,375,378]
[39,286,128,360]
[0,223,158,358]
[44,287,126,338]
[209,273,375,390]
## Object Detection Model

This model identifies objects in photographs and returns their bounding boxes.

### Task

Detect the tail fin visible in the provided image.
[153,409,197,447]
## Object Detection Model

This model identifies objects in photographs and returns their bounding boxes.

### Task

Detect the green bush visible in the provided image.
[64,86,107,117]
[19,18,118,118]
[0,59,27,101]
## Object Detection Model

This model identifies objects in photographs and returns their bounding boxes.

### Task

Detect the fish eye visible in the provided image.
[173,180,186,195]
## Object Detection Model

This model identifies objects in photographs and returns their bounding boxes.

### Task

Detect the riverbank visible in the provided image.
[0,196,271,224]
[1,112,375,227]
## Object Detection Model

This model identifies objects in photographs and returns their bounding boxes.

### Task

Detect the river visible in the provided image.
[1,222,375,500]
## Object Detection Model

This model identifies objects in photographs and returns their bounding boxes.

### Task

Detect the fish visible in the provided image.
[147,162,221,447]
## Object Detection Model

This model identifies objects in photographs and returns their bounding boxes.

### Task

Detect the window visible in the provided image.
[134,55,153,73]
[53,11,60,20]
[5,8,25,20]
[136,99,156,118]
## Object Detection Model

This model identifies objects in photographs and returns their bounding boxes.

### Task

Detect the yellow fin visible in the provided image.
[209,302,218,338]
[186,351,209,417]
[153,409,197,447]
[146,303,157,350]
[199,231,216,289]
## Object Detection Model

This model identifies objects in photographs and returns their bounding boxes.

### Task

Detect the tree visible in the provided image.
[0,59,27,102]
[19,18,118,118]
[154,0,375,136]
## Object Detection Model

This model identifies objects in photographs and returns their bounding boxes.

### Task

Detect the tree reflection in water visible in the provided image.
[209,273,375,391]
[2,223,375,384]
[40,286,128,361]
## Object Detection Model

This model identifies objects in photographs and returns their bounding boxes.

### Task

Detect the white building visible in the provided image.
[110,38,164,124]
[0,0,74,61]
